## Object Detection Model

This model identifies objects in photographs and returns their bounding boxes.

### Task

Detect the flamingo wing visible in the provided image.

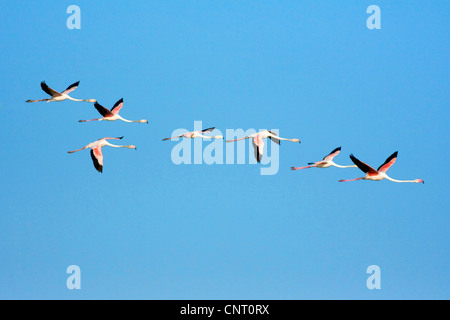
[201,127,215,133]
[252,136,264,163]
[267,131,280,145]
[349,154,378,174]
[323,146,341,161]
[40,81,60,97]
[377,151,398,173]
[90,146,104,173]
[61,81,80,95]
[110,98,124,115]
[94,102,113,117]
[103,137,124,141]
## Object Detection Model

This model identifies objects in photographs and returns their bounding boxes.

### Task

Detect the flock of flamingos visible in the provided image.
[26,80,424,184]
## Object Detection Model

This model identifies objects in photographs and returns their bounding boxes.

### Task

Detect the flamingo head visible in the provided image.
[415,179,424,184]
[140,119,149,124]
[292,138,301,143]
[214,135,224,139]
[88,99,97,103]
[128,145,137,150]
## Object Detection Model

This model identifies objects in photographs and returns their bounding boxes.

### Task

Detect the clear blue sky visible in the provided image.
[0,1,448,299]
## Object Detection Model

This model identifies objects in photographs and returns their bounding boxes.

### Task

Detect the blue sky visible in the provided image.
[0,1,448,299]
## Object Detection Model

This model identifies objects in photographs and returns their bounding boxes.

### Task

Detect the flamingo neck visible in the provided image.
[118,116,145,123]
[105,142,128,148]
[332,163,357,168]
[196,133,220,139]
[384,176,417,183]
[67,96,93,102]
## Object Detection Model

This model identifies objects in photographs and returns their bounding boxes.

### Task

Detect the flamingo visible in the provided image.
[79,98,148,124]
[338,151,424,183]
[67,137,137,173]
[291,147,356,170]
[162,127,223,141]
[26,81,96,103]
[226,130,300,163]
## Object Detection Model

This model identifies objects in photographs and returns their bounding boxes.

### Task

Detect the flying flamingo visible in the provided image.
[338,151,424,183]
[79,98,148,124]
[162,127,223,141]
[26,81,96,103]
[291,147,356,170]
[226,130,300,163]
[68,137,137,173]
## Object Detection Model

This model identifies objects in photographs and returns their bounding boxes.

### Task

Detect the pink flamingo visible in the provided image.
[26,81,96,103]
[226,130,300,163]
[68,137,137,173]
[162,127,223,141]
[291,147,356,170]
[339,151,424,183]
[79,98,148,124]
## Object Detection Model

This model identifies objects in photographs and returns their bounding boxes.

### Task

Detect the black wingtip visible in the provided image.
[90,149,103,173]
[202,127,215,133]
[118,136,124,140]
